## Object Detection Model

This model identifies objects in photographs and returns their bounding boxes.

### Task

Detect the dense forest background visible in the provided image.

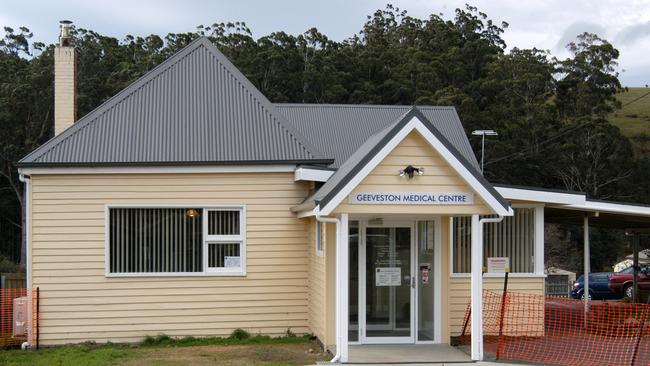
[1,5,648,273]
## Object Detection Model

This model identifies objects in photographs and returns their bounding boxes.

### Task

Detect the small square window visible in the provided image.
[208,210,240,236]
[207,242,241,268]
[316,221,324,256]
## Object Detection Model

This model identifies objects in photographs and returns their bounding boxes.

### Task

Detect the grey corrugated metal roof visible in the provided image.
[275,104,479,169]
[18,37,330,167]
[295,107,510,213]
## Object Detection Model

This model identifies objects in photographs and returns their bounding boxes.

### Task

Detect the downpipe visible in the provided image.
[472,215,505,361]
[480,216,505,225]
[316,215,341,364]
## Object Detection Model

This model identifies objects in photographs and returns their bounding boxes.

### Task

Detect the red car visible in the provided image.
[608,264,650,300]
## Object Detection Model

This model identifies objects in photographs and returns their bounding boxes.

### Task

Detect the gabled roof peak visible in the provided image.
[19,37,331,167]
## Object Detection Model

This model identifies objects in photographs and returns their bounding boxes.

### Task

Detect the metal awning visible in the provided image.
[543,198,650,306]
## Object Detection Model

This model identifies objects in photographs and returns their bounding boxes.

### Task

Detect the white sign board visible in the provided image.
[349,192,474,205]
[224,256,241,268]
[376,267,401,286]
[487,257,509,273]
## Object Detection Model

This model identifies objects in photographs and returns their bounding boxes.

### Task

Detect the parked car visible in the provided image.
[571,272,623,300]
[608,264,650,301]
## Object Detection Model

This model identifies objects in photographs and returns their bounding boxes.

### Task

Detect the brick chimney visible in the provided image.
[54,20,77,135]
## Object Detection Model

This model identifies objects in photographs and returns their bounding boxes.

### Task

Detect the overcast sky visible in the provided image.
[2,0,650,86]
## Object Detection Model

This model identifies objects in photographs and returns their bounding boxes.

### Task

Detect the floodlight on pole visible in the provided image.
[472,130,498,173]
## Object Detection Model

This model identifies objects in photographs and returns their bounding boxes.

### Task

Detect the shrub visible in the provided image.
[229,328,250,340]
[141,334,173,346]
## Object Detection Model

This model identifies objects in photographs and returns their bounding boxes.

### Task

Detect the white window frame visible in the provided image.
[449,204,545,278]
[204,207,246,275]
[105,204,247,277]
[315,221,324,257]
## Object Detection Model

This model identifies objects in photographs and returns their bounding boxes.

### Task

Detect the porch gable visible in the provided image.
[311,108,512,217]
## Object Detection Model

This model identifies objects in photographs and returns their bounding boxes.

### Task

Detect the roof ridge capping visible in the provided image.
[307,106,511,216]
[19,37,331,167]
[275,103,457,110]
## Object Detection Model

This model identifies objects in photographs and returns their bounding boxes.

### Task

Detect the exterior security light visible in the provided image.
[471,129,498,173]
[399,165,424,179]
[472,130,498,136]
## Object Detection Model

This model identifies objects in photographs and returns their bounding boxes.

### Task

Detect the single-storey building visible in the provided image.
[16,24,650,362]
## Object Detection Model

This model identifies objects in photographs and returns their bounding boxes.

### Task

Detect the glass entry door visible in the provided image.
[363,226,414,343]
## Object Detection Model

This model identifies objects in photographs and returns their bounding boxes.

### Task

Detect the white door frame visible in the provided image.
[351,216,442,345]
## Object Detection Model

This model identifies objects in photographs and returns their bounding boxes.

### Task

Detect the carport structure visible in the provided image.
[545,198,650,305]
[498,184,650,305]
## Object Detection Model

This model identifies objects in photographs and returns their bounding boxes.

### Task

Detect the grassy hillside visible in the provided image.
[610,87,650,156]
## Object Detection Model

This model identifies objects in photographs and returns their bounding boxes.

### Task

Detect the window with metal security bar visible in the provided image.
[451,207,536,274]
[107,206,245,276]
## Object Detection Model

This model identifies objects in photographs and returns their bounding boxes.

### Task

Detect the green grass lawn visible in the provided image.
[609,87,650,155]
[0,334,327,366]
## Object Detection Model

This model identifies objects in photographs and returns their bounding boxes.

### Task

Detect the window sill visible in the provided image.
[106,272,246,278]
[450,273,547,279]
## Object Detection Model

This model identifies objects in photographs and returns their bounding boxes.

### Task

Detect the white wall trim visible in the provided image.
[104,204,247,277]
[434,217,442,344]
[18,175,31,287]
[294,167,335,182]
[19,164,296,176]
[339,213,350,362]
[534,206,545,275]
[496,186,586,205]
[317,116,512,216]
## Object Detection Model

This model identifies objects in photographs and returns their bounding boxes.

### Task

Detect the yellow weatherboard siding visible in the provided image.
[29,172,311,345]
[333,131,492,215]
[307,217,327,345]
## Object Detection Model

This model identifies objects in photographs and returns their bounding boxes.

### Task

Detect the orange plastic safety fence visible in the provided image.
[0,288,38,347]
[460,290,650,366]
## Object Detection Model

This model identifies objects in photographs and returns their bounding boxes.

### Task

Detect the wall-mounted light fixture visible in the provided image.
[399,165,424,179]
[185,208,200,218]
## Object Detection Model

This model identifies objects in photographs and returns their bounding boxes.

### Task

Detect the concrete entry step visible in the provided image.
[346,344,473,364]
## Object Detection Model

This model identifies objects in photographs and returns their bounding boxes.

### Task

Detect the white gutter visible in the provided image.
[471,214,505,361]
[316,214,342,363]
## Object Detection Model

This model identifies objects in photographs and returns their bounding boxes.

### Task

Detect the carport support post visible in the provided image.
[583,215,590,329]
[470,214,483,361]
[633,233,639,303]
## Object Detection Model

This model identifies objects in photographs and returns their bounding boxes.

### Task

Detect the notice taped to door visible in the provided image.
[376,267,401,286]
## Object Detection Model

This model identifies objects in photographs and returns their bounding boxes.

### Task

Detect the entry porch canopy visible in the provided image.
[501,184,650,303]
